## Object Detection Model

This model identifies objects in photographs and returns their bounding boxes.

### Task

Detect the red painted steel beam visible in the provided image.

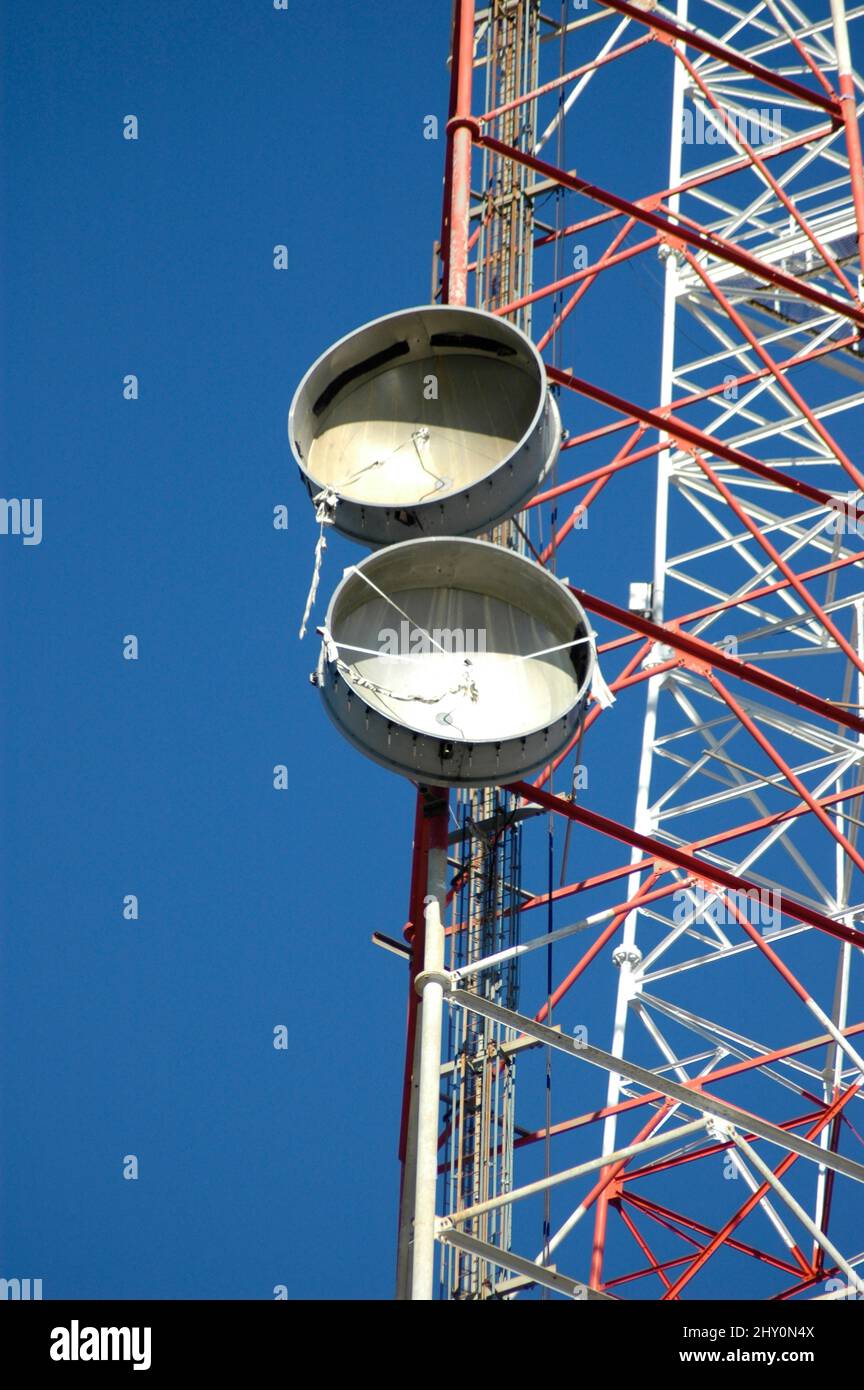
[532,124,838,253]
[568,581,864,737]
[596,0,842,116]
[676,51,858,302]
[693,453,864,678]
[533,873,663,1025]
[615,1203,675,1291]
[495,233,660,318]
[516,779,864,918]
[598,546,864,658]
[708,672,864,873]
[781,17,841,100]
[443,0,475,306]
[513,1089,830,1150]
[539,471,611,566]
[606,1235,686,1291]
[567,1101,677,1253]
[401,0,471,1203]
[536,218,638,352]
[507,781,864,948]
[525,331,860,511]
[480,34,653,124]
[549,363,864,519]
[834,2,864,287]
[528,437,657,507]
[620,1193,807,1278]
[839,76,864,272]
[474,134,864,327]
[660,1081,861,1298]
[624,1112,830,1183]
[685,254,864,490]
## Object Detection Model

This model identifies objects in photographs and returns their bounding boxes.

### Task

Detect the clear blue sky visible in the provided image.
[1,0,853,1301]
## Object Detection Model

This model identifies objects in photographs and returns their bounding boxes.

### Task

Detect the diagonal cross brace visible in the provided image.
[569,582,864,737]
[595,0,842,117]
[508,779,864,949]
[448,988,864,1185]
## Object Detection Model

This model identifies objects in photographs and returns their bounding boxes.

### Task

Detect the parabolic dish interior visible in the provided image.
[315,536,594,787]
[289,305,561,547]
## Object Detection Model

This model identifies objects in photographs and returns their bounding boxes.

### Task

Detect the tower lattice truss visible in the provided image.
[426,0,864,1300]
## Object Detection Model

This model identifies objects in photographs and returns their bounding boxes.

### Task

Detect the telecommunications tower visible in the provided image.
[295,0,864,1299]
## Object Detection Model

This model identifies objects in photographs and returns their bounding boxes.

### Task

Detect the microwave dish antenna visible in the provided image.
[289,304,562,548]
[312,535,594,787]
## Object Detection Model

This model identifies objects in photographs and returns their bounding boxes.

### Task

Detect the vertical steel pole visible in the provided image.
[395,796,428,1299]
[399,0,473,1302]
[445,0,476,307]
[396,796,449,1299]
[411,889,447,1300]
[832,0,864,280]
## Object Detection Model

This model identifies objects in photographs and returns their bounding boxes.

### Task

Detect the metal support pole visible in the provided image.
[831,0,864,280]
[411,892,447,1300]
[396,795,448,1300]
[445,0,476,307]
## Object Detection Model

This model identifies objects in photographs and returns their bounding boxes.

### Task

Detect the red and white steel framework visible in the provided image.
[396,0,864,1299]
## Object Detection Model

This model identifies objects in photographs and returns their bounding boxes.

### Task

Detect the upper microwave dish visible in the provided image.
[289,304,561,548]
